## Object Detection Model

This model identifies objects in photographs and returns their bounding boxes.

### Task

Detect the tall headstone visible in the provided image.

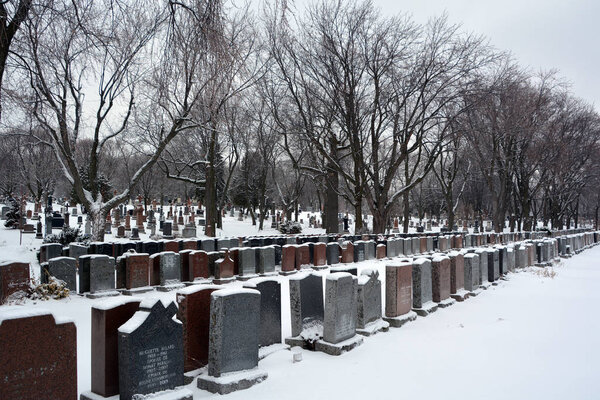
[244,279,282,347]
[463,253,480,293]
[79,255,117,297]
[412,258,437,316]
[285,273,324,345]
[197,288,267,394]
[315,273,363,355]
[41,257,77,291]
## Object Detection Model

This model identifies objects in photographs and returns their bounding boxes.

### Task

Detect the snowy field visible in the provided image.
[1,224,599,399]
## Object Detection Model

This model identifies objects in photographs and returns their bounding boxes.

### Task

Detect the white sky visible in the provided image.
[293,0,600,110]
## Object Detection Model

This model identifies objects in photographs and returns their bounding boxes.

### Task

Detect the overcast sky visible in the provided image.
[293,0,600,110]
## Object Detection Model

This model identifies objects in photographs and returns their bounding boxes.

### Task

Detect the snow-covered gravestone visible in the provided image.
[243,278,282,347]
[315,273,363,355]
[412,258,438,316]
[197,288,267,395]
[356,269,389,335]
[41,256,77,291]
[386,238,397,258]
[463,253,480,295]
[353,241,366,262]
[257,246,276,275]
[39,242,62,263]
[384,262,417,328]
[431,255,455,308]
[326,242,340,265]
[474,249,490,289]
[154,252,185,292]
[487,249,499,283]
[237,247,257,280]
[79,255,118,298]
[285,273,324,347]
[448,252,469,302]
[118,299,186,400]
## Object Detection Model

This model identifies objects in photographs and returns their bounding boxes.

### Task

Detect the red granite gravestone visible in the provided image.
[313,243,327,266]
[90,300,141,397]
[117,225,125,238]
[26,209,32,219]
[228,248,240,275]
[438,237,447,251]
[149,254,161,286]
[164,240,179,253]
[214,252,235,284]
[432,257,451,302]
[449,253,465,294]
[341,242,354,264]
[126,254,150,289]
[0,262,30,303]
[281,246,296,273]
[189,250,210,280]
[376,244,386,259]
[420,237,427,254]
[183,240,197,250]
[176,285,220,371]
[125,215,131,231]
[490,233,496,245]
[295,244,310,269]
[455,236,463,249]
[385,263,413,318]
[0,309,77,399]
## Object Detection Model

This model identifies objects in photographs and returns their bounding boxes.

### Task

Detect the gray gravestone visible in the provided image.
[475,249,488,284]
[326,243,340,265]
[463,253,479,292]
[163,221,173,238]
[41,256,77,291]
[79,255,115,294]
[68,243,88,263]
[238,248,256,277]
[244,279,281,347]
[412,258,433,308]
[353,241,365,262]
[288,274,324,337]
[357,269,382,328]
[208,288,260,375]
[323,273,357,343]
[403,238,412,255]
[118,299,183,400]
[160,252,181,285]
[201,239,215,252]
[257,246,276,275]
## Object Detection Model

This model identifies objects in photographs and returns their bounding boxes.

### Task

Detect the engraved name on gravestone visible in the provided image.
[323,273,358,344]
[79,255,115,294]
[357,269,382,328]
[288,274,324,337]
[244,279,282,347]
[118,300,183,400]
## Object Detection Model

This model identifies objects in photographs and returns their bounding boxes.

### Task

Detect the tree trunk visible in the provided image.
[90,209,108,242]
[402,192,410,233]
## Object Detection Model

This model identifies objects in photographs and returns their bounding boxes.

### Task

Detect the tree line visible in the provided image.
[0,0,598,240]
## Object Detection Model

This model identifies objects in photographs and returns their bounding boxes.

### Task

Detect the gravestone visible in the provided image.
[122,253,150,293]
[257,246,276,275]
[214,252,235,284]
[356,269,389,336]
[315,273,363,355]
[487,249,499,282]
[188,250,210,281]
[79,255,117,297]
[326,242,340,265]
[176,285,221,371]
[384,261,417,327]
[313,242,327,268]
[341,241,354,263]
[448,252,467,301]
[80,299,141,399]
[118,299,184,400]
[475,249,489,287]
[295,244,311,269]
[163,221,173,238]
[463,253,480,292]
[41,257,77,291]
[353,241,366,262]
[0,262,30,303]
[280,245,296,275]
[244,279,282,347]
[68,243,88,263]
[431,256,453,307]
[200,238,215,252]
[412,258,437,316]
[403,238,412,255]
[197,288,267,395]
[0,308,77,399]
[40,242,63,263]
[286,273,324,346]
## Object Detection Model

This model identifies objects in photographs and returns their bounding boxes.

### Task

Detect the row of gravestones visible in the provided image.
[1,233,599,399]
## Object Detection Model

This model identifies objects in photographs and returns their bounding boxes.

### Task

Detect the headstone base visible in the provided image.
[356,318,390,336]
[480,281,492,290]
[311,265,328,271]
[314,334,363,356]
[162,235,174,239]
[383,310,417,328]
[279,270,297,276]
[469,288,483,297]
[413,301,438,317]
[121,286,155,296]
[85,290,120,299]
[213,277,236,285]
[259,272,279,277]
[236,274,259,281]
[450,289,470,302]
[197,368,268,395]
[437,297,457,308]
[130,388,193,400]
[156,282,186,292]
